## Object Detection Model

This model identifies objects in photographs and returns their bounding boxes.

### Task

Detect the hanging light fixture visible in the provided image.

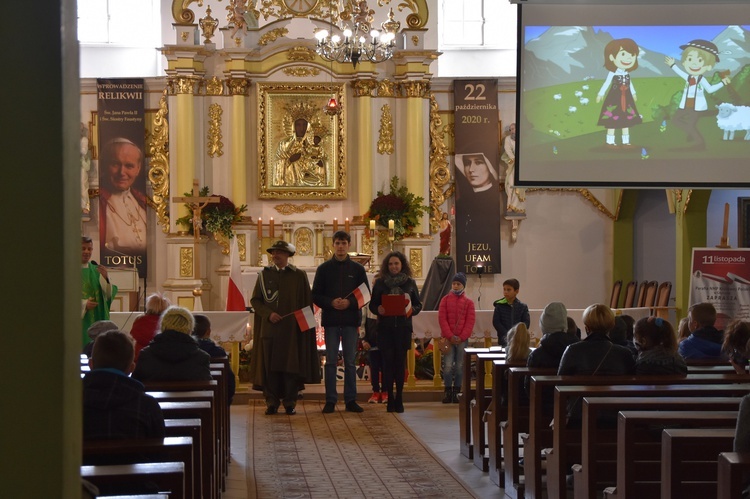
[315,3,400,68]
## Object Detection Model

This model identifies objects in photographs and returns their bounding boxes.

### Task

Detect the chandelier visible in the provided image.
[314,3,400,68]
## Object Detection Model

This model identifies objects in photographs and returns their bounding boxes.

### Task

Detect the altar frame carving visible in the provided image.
[257,83,346,200]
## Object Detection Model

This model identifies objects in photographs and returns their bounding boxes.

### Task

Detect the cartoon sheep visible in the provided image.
[716,102,750,140]
[579,97,589,105]
[553,94,562,101]
[574,90,583,97]
[568,106,577,113]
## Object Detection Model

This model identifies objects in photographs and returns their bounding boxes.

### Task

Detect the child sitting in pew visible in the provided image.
[83,329,165,440]
[193,313,236,405]
[633,316,687,375]
[678,302,725,360]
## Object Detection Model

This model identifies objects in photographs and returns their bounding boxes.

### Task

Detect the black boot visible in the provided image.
[442,388,452,404]
[386,389,395,412]
[395,392,404,413]
[451,387,460,404]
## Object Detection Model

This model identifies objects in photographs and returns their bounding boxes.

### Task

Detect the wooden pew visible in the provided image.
[459,347,492,459]
[81,462,184,497]
[471,352,506,471]
[546,383,750,499]
[97,495,168,498]
[661,427,735,499]
[211,358,232,471]
[486,359,526,486]
[502,367,557,499]
[164,419,202,499]
[576,390,750,499]
[605,410,739,499]
[83,437,195,499]
[718,452,750,499]
[145,379,221,494]
[158,400,215,499]
[525,374,750,499]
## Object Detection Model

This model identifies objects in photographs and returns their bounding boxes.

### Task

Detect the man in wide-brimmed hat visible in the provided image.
[249,240,321,415]
[664,39,731,151]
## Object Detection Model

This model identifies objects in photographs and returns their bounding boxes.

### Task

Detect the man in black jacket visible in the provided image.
[312,231,369,413]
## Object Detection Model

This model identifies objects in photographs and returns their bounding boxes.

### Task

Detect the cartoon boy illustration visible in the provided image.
[665,39,730,151]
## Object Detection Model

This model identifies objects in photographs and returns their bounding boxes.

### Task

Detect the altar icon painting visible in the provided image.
[258,83,346,199]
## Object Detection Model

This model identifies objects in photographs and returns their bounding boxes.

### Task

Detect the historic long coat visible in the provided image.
[248,264,321,391]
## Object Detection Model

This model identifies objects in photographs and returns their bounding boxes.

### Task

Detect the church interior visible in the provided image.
[6,0,750,496]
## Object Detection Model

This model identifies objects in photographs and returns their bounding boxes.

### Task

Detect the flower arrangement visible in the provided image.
[176,186,247,240]
[364,176,429,240]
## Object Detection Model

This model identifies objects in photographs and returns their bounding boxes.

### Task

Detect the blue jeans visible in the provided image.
[442,340,466,389]
[324,326,358,404]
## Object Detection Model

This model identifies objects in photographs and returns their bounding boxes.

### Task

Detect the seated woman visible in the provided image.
[558,303,635,426]
[506,323,531,365]
[130,292,170,362]
[633,316,687,375]
[722,320,750,374]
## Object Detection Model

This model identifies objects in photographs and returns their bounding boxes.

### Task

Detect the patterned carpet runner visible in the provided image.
[247,400,477,498]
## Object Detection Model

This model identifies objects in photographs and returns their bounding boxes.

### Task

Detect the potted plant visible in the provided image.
[364,176,429,240]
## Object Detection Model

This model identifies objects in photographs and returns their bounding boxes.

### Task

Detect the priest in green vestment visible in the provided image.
[81,236,117,347]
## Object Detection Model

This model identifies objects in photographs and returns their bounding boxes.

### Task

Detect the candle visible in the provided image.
[257,217,262,237]
[333,217,338,232]
[370,220,376,231]
[388,219,394,230]
[345,217,350,233]
[270,217,275,238]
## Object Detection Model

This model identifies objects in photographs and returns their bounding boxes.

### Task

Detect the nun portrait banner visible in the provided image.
[453,79,502,275]
[96,78,147,277]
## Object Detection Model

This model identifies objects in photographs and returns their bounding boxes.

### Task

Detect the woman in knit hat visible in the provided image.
[438,272,476,403]
[131,306,212,382]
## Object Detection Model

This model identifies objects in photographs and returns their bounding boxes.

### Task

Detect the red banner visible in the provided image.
[97,78,147,277]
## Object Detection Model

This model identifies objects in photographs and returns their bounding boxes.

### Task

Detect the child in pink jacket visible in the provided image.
[438,272,476,403]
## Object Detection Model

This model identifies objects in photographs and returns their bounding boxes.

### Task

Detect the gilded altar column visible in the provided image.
[172,76,203,225]
[352,79,378,215]
[227,77,250,206]
[401,80,430,234]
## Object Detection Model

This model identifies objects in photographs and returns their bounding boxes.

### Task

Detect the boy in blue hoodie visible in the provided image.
[678,302,725,360]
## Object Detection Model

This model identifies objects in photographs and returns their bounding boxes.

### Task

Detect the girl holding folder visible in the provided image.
[369,251,423,413]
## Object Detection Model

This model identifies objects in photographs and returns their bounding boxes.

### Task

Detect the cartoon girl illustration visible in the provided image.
[596,38,643,148]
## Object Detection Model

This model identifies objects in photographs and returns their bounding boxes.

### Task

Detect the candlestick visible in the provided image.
[257,217,262,238]
[388,219,394,230]
[270,217,275,238]
[333,217,338,232]
[345,217,350,233]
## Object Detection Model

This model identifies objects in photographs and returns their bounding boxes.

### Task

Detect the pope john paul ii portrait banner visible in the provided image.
[258,83,346,200]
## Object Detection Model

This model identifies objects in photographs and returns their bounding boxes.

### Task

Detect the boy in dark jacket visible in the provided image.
[312,231,370,414]
[193,314,236,405]
[83,329,165,440]
[492,278,530,346]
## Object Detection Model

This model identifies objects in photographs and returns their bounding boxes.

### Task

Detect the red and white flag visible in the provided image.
[405,293,413,318]
[226,236,246,311]
[352,282,371,308]
[294,306,317,332]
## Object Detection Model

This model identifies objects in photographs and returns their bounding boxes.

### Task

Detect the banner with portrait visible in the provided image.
[454,79,502,275]
[690,248,750,330]
[96,78,147,277]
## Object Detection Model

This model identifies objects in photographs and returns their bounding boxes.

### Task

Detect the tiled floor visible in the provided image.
[224,398,506,498]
